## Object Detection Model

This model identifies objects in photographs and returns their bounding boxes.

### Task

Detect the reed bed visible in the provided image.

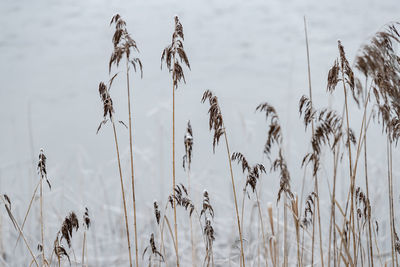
[0,15,400,267]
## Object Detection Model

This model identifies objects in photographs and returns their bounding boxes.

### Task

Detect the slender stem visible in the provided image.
[283,195,288,267]
[82,231,86,267]
[341,62,356,261]
[387,138,395,267]
[164,216,179,266]
[187,168,196,267]
[289,196,300,267]
[172,55,179,267]
[362,84,374,267]
[390,142,398,266]
[111,117,133,267]
[126,57,139,267]
[3,203,39,267]
[311,193,316,266]
[241,189,245,245]
[304,17,324,266]
[300,223,305,266]
[333,145,340,267]
[372,221,383,266]
[14,180,40,249]
[40,177,45,266]
[267,204,277,267]
[255,190,268,267]
[223,125,245,267]
[277,205,280,267]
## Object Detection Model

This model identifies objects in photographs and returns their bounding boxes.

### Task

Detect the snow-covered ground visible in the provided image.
[0,0,399,266]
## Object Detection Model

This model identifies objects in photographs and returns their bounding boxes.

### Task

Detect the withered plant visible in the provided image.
[109,14,143,267]
[97,81,133,266]
[182,121,196,265]
[200,191,215,267]
[231,152,268,265]
[355,23,400,266]
[299,95,344,266]
[201,89,245,266]
[37,148,51,266]
[302,17,325,267]
[0,194,39,267]
[256,101,292,267]
[326,40,361,265]
[82,207,91,267]
[161,16,190,266]
[51,212,79,267]
[143,233,164,267]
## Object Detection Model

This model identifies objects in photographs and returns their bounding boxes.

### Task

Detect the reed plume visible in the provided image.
[143,233,164,266]
[52,212,79,267]
[200,191,215,267]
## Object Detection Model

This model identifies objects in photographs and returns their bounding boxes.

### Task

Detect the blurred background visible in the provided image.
[0,0,399,265]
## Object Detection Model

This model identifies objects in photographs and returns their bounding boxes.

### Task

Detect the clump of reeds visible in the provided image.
[161,16,191,266]
[355,23,400,266]
[201,89,245,266]
[109,14,142,266]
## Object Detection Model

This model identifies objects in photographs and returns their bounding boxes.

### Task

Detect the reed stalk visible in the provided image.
[304,16,324,267]
[111,117,133,267]
[223,130,246,266]
[126,54,139,267]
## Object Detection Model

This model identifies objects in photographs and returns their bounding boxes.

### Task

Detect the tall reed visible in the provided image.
[37,148,51,266]
[303,17,324,267]
[97,81,133,266]
[161,16,191,266]
[109,14,143,267]
[183,121,196,266]
[256,102,293,267]
[82,207,91,267]
[201,90,245,266]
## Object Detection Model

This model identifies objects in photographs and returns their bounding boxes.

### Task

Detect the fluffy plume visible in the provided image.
[109,14,143,77]
[201,90,225,152]
[161,16,190,89]
[142,233,164,263]
[231,152,266,193]
[37,148,51,189]
[183,120,194,170]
